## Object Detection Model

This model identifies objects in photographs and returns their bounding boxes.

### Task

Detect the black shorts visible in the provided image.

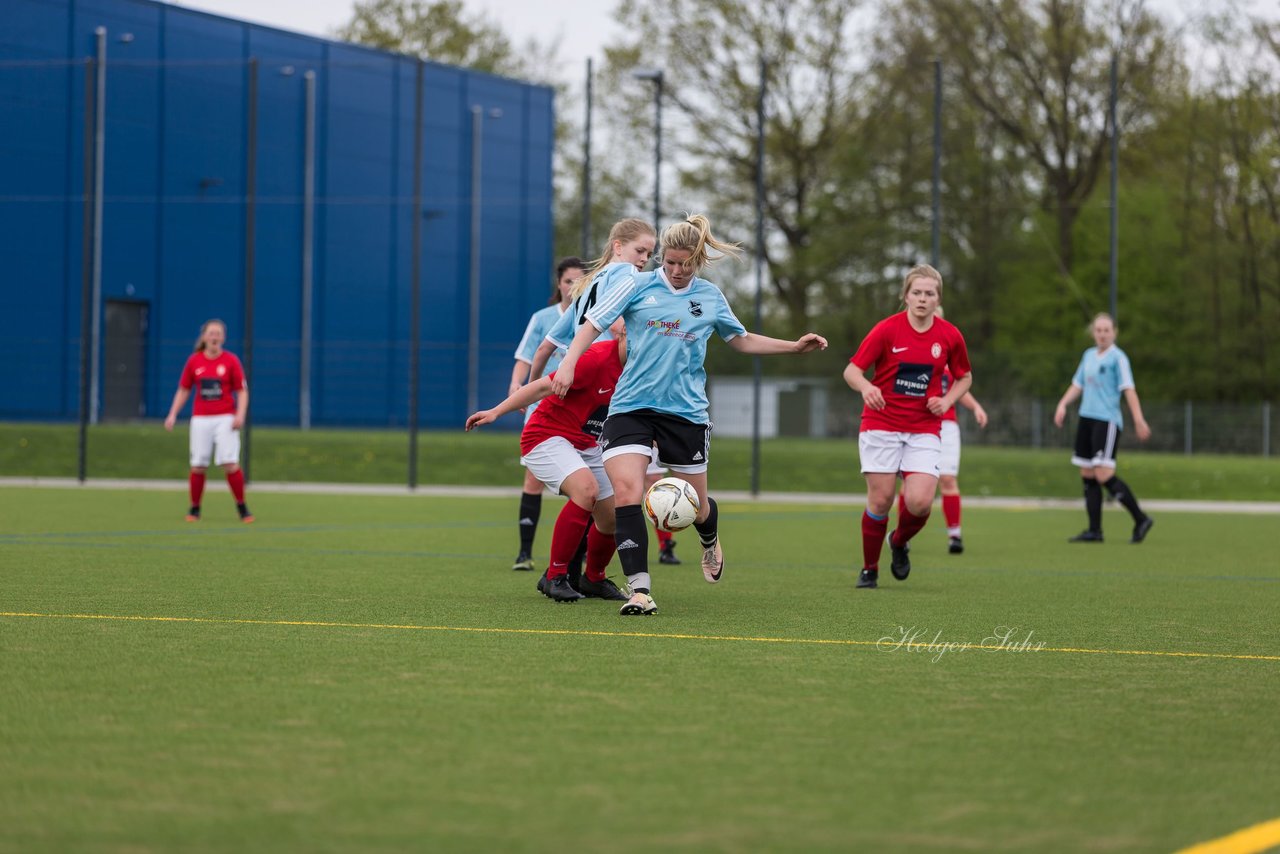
[1072,416,1120,469]
[600,409,711,474]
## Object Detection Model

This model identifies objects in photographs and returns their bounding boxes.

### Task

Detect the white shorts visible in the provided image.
[520,436,613,499]
[190,414,240,467]
[646,445,667,477]
[938,420,961,476]
[858,430,941,477]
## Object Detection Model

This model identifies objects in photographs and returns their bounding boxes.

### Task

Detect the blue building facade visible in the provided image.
[0,0,555,427]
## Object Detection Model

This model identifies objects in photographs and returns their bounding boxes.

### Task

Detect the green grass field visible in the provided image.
[5,421,1280,500]
[2,486,1277,852]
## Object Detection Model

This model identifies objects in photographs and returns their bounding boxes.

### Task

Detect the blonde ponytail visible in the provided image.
[659,213,741,272]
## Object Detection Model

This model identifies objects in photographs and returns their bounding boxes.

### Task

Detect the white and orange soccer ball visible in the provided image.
[643,476,700,532]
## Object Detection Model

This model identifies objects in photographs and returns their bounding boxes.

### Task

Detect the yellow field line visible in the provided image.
[1174,817,1280,854]
[2,611,1279,663]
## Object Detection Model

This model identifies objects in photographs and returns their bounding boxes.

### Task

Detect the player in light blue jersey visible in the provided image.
[1054,313,1154,544]
[508,257,585,573]
[554,214,828,616]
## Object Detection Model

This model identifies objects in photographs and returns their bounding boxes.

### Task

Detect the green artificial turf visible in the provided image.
[3,421,1280,500]
[1,486,1277,852]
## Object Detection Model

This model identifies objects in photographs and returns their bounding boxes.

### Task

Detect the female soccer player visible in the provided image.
[1053,312,1154,543]
[163,319,253,523]
[554,214,827,616]
[934,306,988,554]
[507,257,586,572]
[529,219,684,566]
[843,265,972,589]
[466,319,632,603]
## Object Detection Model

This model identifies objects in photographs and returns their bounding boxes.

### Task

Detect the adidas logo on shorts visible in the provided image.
[692,451,704,461]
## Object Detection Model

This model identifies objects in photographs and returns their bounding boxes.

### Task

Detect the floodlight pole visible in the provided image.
[750,56,767,497]
[632,68,664,228]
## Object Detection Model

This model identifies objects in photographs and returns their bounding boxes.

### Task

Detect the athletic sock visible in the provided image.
[518,492,541,554]
[1082,477,1103,532]
[1103,476,1146,523]
[547,500,592,579]
[568,523,591,575]
[942,494,961,537]
[189,471,206,508]
[614,505,650,590]
[226,468,246,503]
[584,524,617,583]
[693,497,719,549]
[654,526,672,549]
[861,509,888,571]
[894,501,931,545]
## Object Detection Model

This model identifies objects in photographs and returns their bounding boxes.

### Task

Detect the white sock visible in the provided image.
[947,526,962,538]
[628,572,651,595]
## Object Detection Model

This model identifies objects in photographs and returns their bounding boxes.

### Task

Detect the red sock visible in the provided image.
[226,468,246,503]
[942,494,961,531]
[584,524,617,582]
[189,471,206,507]
[861,510,888,570]
[894,502,931,546]
[654,526,672,548]
[548,501,593,578]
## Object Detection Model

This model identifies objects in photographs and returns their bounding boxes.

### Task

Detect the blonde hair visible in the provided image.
[194,319,226,353]
[660,213,741,272]
[899,264,943,302]
[571,218,655,299]
[1091,312,1116,330]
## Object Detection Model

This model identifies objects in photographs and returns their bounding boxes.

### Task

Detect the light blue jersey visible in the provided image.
[543,262,633,349]
[586,268,746,424]
[1072,345,1135,427]
[514,304,566,420]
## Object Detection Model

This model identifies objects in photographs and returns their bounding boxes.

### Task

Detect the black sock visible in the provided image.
[567,522,591,584]
[518,492,541,554]
[613,505,649,588]
[1103,477,1146,523]
[1082,478,1102,533]
[693,496,719,549]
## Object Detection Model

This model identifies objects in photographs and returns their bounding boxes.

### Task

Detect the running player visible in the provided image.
[466,318,632,603]
[163,319,253,523]
[508,257,586,572]
[933,306,988,554]
[843,265,972,589]
[553,214,827,616]
[1053,312,1154,543]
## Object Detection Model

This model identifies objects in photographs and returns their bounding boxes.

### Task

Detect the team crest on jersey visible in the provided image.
[689,300,703,317]
[216,364,226,377]
[931,343,942,358]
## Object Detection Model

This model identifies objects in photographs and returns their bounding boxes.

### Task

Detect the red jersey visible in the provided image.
[179,351,245,417]
[851,312,970,435]
[520,340,623,454]
[941,369,957,422]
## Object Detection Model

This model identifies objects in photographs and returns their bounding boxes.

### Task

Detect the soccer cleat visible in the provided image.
[536,571,549,596]
[185,506,201,523]
[576,576,628,601]
[1130,517,1154,544]
[545,575,584,602]
[237,503,254,524]
[888,531,911,580]
[1068,530,1104,543]
[700,538,724,583]
[856,568,879,589]
[658,538,681,565]
[619,592,657,615]
[512,551,536,572]
[949,536,964,554]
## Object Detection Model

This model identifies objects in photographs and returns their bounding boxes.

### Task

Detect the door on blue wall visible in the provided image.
[103,300,149,421]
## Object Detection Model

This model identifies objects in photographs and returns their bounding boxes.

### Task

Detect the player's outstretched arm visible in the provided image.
[465,378,554,431]
[164,387,191,431]
[727,332,828,355]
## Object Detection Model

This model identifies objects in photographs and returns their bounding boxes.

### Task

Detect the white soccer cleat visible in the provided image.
[619,592,657,616]
[701,538,723,583]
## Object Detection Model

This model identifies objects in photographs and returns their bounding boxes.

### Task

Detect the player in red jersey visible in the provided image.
[842,265,972,589]
[465,319,630,603]
[163,319,253,523]
[934,307,988,554]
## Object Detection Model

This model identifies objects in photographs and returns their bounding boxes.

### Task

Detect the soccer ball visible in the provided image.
[643,476,700,532]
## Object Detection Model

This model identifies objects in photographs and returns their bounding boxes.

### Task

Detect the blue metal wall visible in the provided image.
[0,0,555,428]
